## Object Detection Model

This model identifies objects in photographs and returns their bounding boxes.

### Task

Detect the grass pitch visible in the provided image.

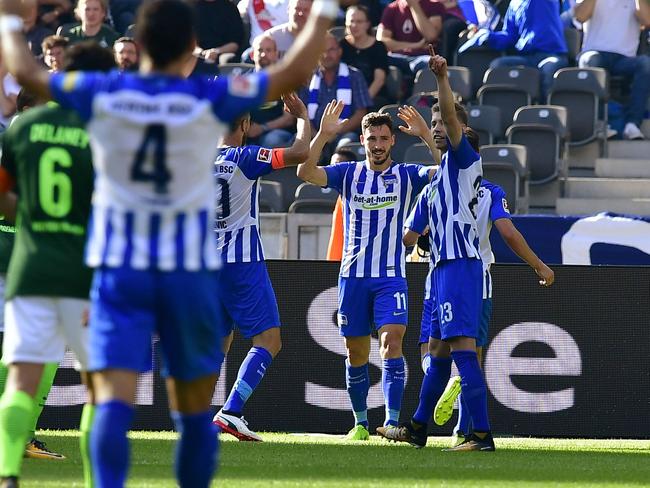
[21,431,650,487]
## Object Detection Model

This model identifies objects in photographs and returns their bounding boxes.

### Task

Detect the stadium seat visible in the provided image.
[477,66,541,132]
[218,62,255,76]
[404,143,435,164]
[479,144,529,214]
[467,105,502,146]
[261,167,303,211]
[505,105,568,185]
[337,142,365,160]
[259,180,283,213]
[379,104,431,161]
[384,66,404,103]
[547,67,609,154]
[411,66,472,102]
[288,183,338,213]
[329,26,345,41]
[454,34,503,96]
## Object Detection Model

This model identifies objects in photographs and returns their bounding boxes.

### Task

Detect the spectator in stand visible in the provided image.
[239,0,289,46]
[57,0,120,48]
[341,5,390,108]
[0,56,19,130]
[248,35,298,147]
[575,0,650,140]
[113,36,139,71]
[23,2,53,57]
[433,0,468,60]
[461,0,568,98]
[41,35,69,72]
[194,0,244,64]
[377,0,446,75]
[38,0,74,31]
[109,0,141,34]
[265,0,313,58]
[300,32,373,149]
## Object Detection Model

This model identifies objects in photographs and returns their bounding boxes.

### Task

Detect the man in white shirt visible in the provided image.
[239,0,289,45]
[576,0,650,140]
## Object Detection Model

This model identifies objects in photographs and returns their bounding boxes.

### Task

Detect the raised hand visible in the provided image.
[428,44,447,78]
[397,105,429,139]
[282,92,309,119]
[319,99,348,139]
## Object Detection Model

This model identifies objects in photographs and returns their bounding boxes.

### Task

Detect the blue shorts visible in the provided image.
[338,276,408,337]
[477,298,492,347]
[89,267,225,381]
[217,261,280,339]
[432,258,482,341]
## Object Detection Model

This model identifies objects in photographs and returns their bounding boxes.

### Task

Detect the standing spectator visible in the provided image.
[23,3,53,57]
[300,32,373,148]
[194,0,244,64]
[462,0,568,98]
[57,0,120,48]
[377,0,446,75]
[434,0,468,60]
[265,0,313,58]
[41,35,69,73]
[249,35,298,147]
[341,5,390,107]
[239,0,289,45]
[576,0,650,140]
[113,36,138,71]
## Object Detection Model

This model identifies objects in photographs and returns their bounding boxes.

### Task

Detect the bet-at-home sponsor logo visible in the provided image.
[352,193,399,210]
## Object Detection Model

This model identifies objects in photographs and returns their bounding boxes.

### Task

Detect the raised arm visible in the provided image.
[279,92,311,166]
[636,0,650,26]
[265,0,338,101]
[494,218,555,286]
[405,0,442,43]
[398,105,440,164]
[297,99,347,186]
[428,46,462,149]
[0,0,52,100]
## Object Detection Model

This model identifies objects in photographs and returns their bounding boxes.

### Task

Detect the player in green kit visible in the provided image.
[0,89,65,462]
[0,43,116,488]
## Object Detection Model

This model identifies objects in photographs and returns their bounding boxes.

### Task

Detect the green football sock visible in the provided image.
[0,362,8,396]
[28,362,58,439]
[79,403,95,488]
[0,390,34,477]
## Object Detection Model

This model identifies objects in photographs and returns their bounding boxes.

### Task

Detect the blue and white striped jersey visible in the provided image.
[49,70,268,271]
[215,145,285,263]
[420,133,483,266]
[476,179,511,298]
[324,161,429,278]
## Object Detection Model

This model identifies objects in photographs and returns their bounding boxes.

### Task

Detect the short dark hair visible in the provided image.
[41,35,69,53]
[361,112,393,133]
[229,112,250,132]
[431,102,468,126]
[333,148,357,161]
[62,42,117,72]
[135,0,195,69]
[464,126,480,152]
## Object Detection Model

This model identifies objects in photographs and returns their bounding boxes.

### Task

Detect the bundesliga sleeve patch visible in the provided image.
[229,75,259,98]
[502,198,511,214]
[257,148,272,163]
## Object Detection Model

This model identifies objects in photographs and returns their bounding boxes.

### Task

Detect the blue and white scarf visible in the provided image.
[307,62,352,125]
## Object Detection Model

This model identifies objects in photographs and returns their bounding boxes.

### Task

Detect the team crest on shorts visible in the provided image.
[257,148,272,163]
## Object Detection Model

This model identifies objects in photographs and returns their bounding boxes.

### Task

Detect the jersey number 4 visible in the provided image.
[131,124,171,194]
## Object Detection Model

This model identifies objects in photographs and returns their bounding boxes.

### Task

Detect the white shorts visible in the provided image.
[3,296,89,370]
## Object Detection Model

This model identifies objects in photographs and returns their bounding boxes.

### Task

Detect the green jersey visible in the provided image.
[0,218,15,274]
[1,104,94,299]
[60,24,120,49]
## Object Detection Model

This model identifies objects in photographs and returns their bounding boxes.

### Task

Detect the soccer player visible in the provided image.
[0,88,65,463]
[434,178,554,445]
[213,92,310,441]
[297,101,434,440]
[377,46,494,451]
[0,43,116,488]
[0,0,338,485]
